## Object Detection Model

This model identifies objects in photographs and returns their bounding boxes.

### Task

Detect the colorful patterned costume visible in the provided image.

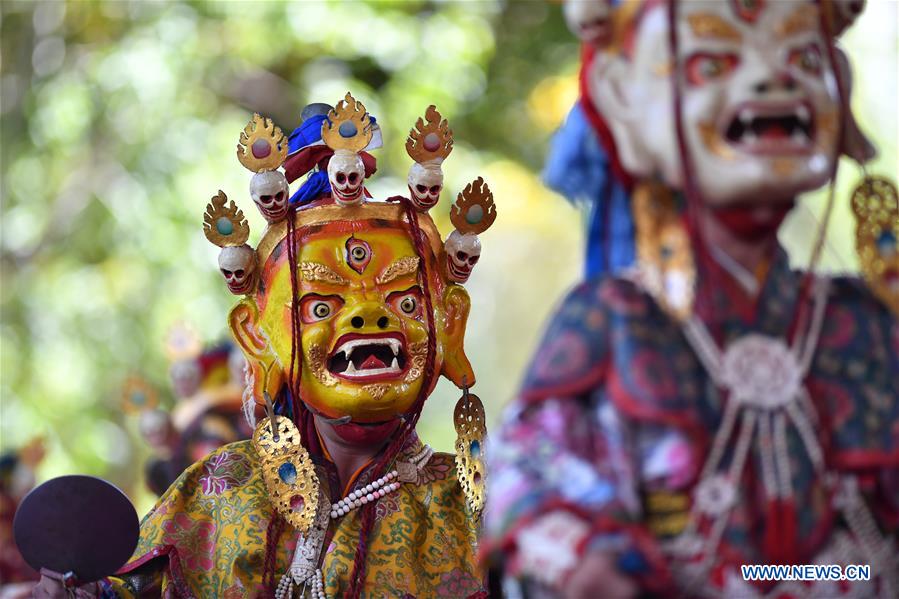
[486,251,899,596]
[484,1,898,597]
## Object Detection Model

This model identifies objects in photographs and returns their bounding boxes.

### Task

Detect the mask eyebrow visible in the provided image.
[376,256,420,285]
[298,262,349,285]
[687,13,743,43]
[775,5,819,39]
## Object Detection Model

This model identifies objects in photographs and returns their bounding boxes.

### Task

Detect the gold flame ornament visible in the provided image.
[453,385,487,515]
[851,176,899,316]
[253,415,320,533]
[203,190,251,248]
[632,182,695,322]
[236,113,288,173]
[406,105,454,164]
[321,92,373,154]
[450,177,497,235]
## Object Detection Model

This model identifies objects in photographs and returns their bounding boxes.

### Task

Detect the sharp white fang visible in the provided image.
[740,110,754,126]
[390,357,399,370]
[345,347,354,360]
[792,129,808,144]
[388,340,400,355]
[345,361,357,375]
[796,105,810,123]
[743,129,758,143]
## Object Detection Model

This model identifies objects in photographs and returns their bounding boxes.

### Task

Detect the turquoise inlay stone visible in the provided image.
[469,440,481,458]
[339,121,358,138]
[877,230,896,256]
[216,217,233,236]
[132,392,146,405]
[278,462,297,485]
[465,204,484,225]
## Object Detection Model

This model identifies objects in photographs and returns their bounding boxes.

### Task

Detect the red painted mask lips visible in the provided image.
[723,101,816,155]
[332,418,402,444]
[327,333,408,383]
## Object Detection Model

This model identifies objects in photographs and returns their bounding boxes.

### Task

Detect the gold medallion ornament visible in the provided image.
[405,105,454,164]
[321,92,373,154]
[851,176,899,316]
[453,385,487,514]
[236,113,288,173]
[632,181,695,322]
[253,414,320,532]
[450,177,497,236]
[203,191,251,248]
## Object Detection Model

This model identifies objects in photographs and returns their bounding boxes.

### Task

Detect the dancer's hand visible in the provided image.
[32,569,99,599]
[562,551,638,599]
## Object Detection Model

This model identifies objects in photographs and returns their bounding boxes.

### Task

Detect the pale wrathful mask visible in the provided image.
[590,0,842,206]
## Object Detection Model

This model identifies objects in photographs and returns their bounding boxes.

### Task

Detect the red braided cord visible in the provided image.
[262,511,286,594]
[344,199,439,598]
[286,206,305,421]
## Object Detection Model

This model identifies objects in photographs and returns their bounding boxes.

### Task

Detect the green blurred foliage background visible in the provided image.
[1,0,895,511]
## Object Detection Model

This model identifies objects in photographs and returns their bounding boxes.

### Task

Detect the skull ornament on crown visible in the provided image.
[407,162,444,211]
[249,170,289,223]
[328,150,366,206]
[445,177,497,284]
[406,105,453,212]
[203,190,258,296]
[320,94,375,207]
[218,245,257,295]
[445,231,481,284]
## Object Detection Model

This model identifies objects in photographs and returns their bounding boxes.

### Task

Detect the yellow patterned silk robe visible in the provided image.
[112,436,484,598]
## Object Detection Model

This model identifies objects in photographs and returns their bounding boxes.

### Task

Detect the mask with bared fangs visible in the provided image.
[590,0,846,206]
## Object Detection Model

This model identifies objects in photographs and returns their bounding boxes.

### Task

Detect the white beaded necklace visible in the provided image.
[329,444,433,519]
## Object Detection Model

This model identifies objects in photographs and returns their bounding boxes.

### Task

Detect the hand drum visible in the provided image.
[13,475,140,584]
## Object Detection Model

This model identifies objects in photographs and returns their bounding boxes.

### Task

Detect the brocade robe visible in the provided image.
[110,433,484,598]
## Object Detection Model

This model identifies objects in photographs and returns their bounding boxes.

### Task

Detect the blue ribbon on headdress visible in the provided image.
[290,170,330,206]
[543,103,635,279]
[287,114,330,206]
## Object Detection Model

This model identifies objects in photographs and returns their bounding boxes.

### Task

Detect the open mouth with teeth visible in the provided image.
[327,333,407,382]
[333,186,362,202]
[724,103,815,154]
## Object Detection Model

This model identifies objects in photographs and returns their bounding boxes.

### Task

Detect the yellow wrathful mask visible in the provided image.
[203,93,497,431]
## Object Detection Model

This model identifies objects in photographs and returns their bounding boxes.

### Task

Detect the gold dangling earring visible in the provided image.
[850,175,899,316]
[253,389,320,532]
[632,181,695,322]
[454,378,487,515]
